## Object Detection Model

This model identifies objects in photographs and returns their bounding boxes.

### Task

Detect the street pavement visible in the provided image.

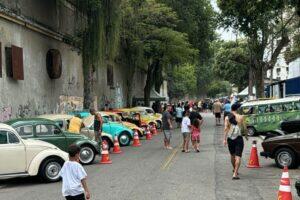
[0,113,299,200]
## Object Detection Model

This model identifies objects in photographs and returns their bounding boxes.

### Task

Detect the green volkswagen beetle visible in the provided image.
[5,118,100,165]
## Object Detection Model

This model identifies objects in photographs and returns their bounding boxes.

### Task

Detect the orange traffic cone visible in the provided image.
[112,135,122,154]
[99,140,112,164]
[146,127,152,140]
[151,125,158,136]
[132,130,141,147]
[247,140,261,168]
[277,166,293,200]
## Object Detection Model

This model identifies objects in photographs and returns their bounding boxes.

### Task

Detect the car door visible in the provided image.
[102,118,111,135]
[35,124,67,150]
[0,129,26,174]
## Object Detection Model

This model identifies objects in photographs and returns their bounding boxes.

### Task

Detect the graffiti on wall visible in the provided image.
[58,95,84,113]
[0,106,12,122]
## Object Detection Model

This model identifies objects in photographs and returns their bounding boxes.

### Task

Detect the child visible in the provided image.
[191,119,201,152]
[181,110,191,153]
[59,144,90,200]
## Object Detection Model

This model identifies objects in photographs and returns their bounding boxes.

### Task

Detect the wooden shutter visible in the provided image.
[46,49,62,79]
[11,45,24,80]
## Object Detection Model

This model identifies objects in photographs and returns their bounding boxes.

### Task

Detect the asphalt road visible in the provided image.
[0,113,299,200]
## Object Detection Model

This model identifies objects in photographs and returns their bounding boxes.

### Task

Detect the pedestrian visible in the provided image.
[189,106,203,126]
[162,105,173,149]
[223,100,231,121]
[90,108,103,145]
[223,103,248,180]
[59,144,90,200]
[181,110,191,153]
[191,118,201,152]
[212,99,222,126]
[175,103,184,128]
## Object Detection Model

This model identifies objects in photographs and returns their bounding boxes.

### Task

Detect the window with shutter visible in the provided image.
[5,45,24,80]
[107,65,114,87]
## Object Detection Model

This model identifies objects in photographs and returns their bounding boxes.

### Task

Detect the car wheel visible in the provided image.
[102,137,112,150]
[118,131,131,146]
[156,121,162,129]
[39,158,63,182]
[79,145,96,165]
[275,148,298,169]
[247,127,256,136]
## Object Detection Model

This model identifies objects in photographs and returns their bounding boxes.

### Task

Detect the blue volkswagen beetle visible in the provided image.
[80,114,134,146]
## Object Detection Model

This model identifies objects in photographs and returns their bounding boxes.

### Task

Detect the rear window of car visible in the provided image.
[0,131,8,144]
[15,125,33,136]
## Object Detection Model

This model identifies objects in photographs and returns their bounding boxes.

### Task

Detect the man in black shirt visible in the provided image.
[189,106,203,125]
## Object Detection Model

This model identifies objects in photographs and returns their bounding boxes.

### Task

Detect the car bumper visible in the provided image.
[260,151,271,158]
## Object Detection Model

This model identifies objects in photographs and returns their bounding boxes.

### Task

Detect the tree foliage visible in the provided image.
[213,40,249,91]
[207,80,232,98]
[169,64,197,98]
[217,0,296,97]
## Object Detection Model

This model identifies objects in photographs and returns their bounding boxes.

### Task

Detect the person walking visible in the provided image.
[59,144,90,200]
[89,108,103,145]
[213,99,222,126]
[181,110,191,152]
[223,104,248,180]
[175,103,184,128]
[191,118,201,152]
[162,105,173,149]
[189,106,203,126]
[223,100,231,121]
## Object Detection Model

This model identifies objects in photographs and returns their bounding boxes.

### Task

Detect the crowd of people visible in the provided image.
[161,98,247,180]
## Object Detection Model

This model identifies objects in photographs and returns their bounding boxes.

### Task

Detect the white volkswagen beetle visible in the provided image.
[0,123,68,182]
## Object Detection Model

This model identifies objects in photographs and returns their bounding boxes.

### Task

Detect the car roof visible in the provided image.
[241,97,300,107]
[0,123,16,132]
[5,118,55,126]
[37,114,74,120]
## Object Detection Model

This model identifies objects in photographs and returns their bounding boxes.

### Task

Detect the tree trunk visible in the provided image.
[144,61,159,106]
[248,66,254,97]
[83,65,94,109]
[126,65,136,107]
[254,66,265,98]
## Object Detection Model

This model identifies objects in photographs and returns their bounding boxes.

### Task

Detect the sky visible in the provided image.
[210,0,236,41]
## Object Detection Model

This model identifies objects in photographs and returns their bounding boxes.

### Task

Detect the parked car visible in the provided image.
[82,115,134,146]
[0,123,68,182]
[280,119,300,134]
[5,118,100,165]
[38,114,114,149]
[239,97,300,136]
[101,112,145,137]
[131,107,162,129]
[260,133,300,168]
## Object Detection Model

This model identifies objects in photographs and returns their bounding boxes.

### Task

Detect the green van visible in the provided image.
[239,97,300,136]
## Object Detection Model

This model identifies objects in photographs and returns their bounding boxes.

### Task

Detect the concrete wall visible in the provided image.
[0,1,83,120]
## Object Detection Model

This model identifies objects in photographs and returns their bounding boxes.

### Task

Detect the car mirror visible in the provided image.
[54,129,61,135]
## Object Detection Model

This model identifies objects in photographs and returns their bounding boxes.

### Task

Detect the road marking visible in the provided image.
[161,145,180,170]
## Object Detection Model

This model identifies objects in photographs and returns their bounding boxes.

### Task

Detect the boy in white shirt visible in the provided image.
[59,144,90,200]
[181,110,191,152]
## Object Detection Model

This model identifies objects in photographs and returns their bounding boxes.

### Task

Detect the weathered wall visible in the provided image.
[0,1,83,120]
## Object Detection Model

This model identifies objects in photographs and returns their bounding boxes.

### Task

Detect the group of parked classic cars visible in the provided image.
[239,97,300,169]
[0,107,162,182]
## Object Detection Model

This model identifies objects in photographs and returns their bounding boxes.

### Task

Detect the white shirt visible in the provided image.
[59,161,87,197]
[181,116,191,133]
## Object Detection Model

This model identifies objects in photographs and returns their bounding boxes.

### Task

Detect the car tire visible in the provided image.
[79,145,96,165]
[247,127,256,136]
[118,131,131,146]
[275,148,298,169]
[102,136,113,150]
[156,121,162,129]
[39,158,64,183]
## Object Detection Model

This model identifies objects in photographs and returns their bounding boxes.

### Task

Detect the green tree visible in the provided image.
[213,40,250,91]
[76,0,121,108]
[218,0,296,97]
[169,64,197,99]
[207,80,232,98]
[160,0,217,96]
[120,0,197,106]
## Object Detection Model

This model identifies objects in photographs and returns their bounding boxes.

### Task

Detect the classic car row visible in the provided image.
[0,107,162,183]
